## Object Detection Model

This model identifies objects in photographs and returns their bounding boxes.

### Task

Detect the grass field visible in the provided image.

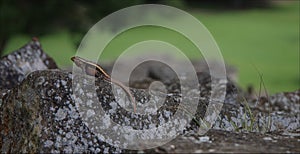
[2,2,299,94]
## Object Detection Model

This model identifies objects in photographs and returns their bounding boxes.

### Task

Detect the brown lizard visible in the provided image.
[71,56,137,113]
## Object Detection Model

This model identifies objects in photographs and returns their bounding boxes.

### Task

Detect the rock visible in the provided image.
[249,90,300,114]
[144,129,300,153]
[0,40,299,153]
[0,38,57,93]
[0,70,122,153]
[1,68,298,152]
[102,55,238,87]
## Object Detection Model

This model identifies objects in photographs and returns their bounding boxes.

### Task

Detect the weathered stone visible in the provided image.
[0,38,57,93]
[0,69,298,153]
[144,129,300,153]
[0,70,122,153]
[249,90,300,114]
[0,40,299,153]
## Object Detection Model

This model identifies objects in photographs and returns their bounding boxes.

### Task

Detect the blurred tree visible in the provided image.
[185,0,272,9]
[0,0,75,53]
[0,0,147,55]
[0,0,273,55]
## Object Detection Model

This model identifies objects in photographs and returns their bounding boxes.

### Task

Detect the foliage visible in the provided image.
[0,0,188,53]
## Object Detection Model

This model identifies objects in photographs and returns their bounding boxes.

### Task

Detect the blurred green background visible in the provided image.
[1,0,299,94]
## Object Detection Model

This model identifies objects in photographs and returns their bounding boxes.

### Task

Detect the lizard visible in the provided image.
[71,56,137,113]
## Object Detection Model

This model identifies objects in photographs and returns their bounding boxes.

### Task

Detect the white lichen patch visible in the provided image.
[44,140,54,148]
[55,108,67,121]
[86,109,96,118]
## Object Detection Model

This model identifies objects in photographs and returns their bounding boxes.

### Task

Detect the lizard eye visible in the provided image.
[71,56,82,67]
[71,56,76,62]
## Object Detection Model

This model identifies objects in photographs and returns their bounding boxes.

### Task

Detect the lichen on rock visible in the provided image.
[0,38,57,93]
[0,40,299,153]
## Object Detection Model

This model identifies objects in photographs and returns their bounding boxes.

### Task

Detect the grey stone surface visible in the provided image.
[0,69,298,153]
[0,70,122,153]
[0,39,57,93]
[0,40,299,153]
